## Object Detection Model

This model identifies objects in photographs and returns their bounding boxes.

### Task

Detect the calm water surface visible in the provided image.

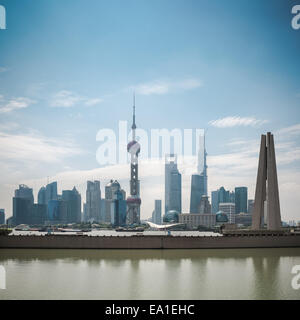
[0,248,299,300]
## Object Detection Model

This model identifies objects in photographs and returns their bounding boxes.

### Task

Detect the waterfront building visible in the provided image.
[110,189,127,227]
[163,210,179,223]
[0,209,5,225]
[179,213,216,229]
[235,187,248,214]
[86,180,101,222]
[14,184,34,204]
[126,96,141,225]
[190,132,208,213]
[38,187,46,205]
[211,186,235,213]
[216,211,229,224]
[45,182,58,204]
[47,199,67,224]
[235,213,252,226]
[31,204,47,225]
[13,197,32,225]
[165,154,182,214]
[13,185,34,225]
[219,202,235,224]
[152,200,162,225]
[248,199,254,214]
[105,180,126,224]
[199,195,211,214]
[62,187,82,223]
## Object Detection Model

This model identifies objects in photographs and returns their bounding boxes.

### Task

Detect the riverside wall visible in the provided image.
[1,234,300,249]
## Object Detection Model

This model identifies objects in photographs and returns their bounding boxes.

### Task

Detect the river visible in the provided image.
[0,247,299,299]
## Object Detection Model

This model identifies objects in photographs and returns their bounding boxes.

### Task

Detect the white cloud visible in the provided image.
[50,90,103,108]
[209,116,268,128]
[0,67,7,73]
[276,123,300,136]
[0,131,83,163]
[0,97,35,114]
[50,90,82,108]
[84,98,103,106]
[131,78,202,95]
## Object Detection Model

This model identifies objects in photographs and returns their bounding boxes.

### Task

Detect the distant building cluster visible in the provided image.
[160,132,254,230]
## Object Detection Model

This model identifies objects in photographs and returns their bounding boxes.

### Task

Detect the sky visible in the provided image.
[0,0,300,221]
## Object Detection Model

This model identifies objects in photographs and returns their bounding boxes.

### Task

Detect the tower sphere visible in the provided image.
[127,140,141,155]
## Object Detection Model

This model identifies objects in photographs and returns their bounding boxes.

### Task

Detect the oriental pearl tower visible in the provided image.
[126,94,141,225]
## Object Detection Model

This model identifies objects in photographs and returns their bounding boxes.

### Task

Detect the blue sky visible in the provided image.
[0,0,300,220]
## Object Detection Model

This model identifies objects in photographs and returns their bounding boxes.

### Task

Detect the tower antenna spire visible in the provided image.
[132,92,136,130]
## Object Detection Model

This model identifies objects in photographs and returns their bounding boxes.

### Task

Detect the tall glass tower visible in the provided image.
[165,154,182,214]
[126,95,141,225]
[190,132,208,213]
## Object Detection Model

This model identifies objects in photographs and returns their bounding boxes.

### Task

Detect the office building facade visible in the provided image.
[235,187,248,214]
[165,154,182,214]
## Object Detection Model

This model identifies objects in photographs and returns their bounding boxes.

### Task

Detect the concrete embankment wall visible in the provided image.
[1,235,300,249]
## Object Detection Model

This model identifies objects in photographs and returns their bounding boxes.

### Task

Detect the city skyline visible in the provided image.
[0,1,300,221]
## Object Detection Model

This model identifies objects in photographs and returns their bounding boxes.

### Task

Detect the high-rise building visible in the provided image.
[219,202,236,224]
[85,180,101,222]
[211,187,235,213]
[165,154,182,214]
[45,182,58,205]
[199,195,211,214]
[126,96,141,225]
[38,187,46,205]
[0,209,5,225]
[235,187,248,214]
[104,180,126,224]
[13,197,32,225]
[110,189,127,227]
[62,187,82,223]
[31,204,47,225]
[190,132,208,213]
[152,200,162,224]
[211,190,219,214]
[15,184,34,204]
[248,200,254,214]
[13,185,34,225]
[47,199,67,223]
[190,174,206,213]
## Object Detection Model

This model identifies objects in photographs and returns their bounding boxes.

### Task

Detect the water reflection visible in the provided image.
[0,248,299,299]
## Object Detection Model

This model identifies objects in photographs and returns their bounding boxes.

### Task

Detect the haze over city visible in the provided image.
[0,0,300,221]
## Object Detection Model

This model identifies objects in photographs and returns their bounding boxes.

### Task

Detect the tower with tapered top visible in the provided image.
[126,94,141,225]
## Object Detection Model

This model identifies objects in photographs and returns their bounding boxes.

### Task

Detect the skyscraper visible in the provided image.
[13,185,34,225]
[110,189,127,227]
[211,186,235,214]
[199,195,211,214]
[0,209,5,225]
[85,180,101,222]
[62,187,82,223]
[152,200,162,224]
[45,182,58,204]
[235,187,248,214]
[14,184,34,204]
[38,187,46,205]
[165,154,182,214]
[126,96,141,225]
[105,180,126,224]
[190,132,207,213]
